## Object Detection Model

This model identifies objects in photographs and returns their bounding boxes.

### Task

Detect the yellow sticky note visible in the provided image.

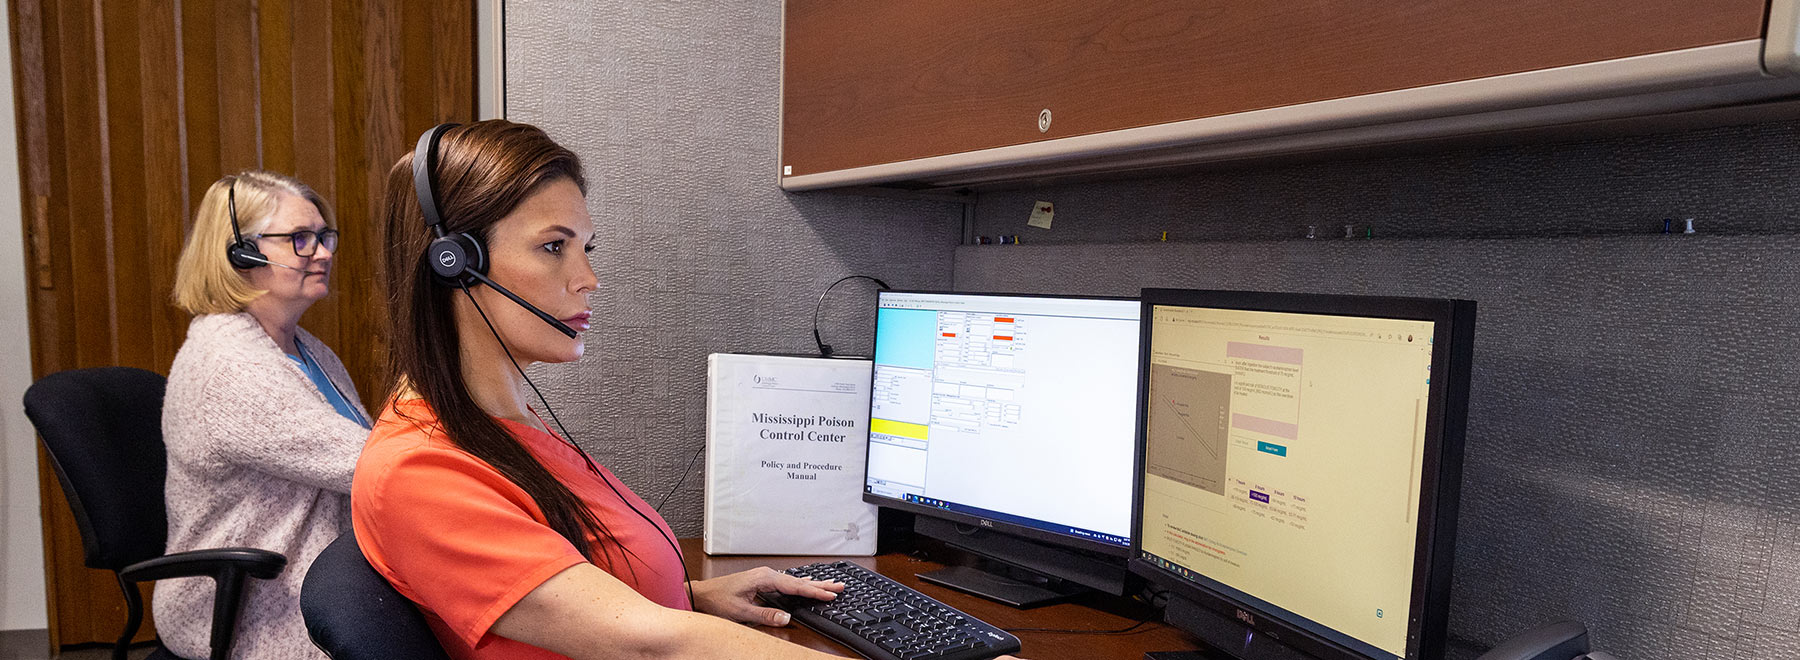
[1027,201,1054,229]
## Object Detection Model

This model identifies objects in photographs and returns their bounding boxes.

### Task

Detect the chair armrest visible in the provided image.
[122,548,287,659]
[120,548,287,583]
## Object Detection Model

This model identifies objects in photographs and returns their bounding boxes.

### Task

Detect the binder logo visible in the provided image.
[829,521,861,540]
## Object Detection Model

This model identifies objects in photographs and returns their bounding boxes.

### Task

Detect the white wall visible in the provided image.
[477,0,505,120]
[0,2,48,632]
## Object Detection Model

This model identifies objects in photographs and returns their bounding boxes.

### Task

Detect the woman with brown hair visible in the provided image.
[349,120,854,659]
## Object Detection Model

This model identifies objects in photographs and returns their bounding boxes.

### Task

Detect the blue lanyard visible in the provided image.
[296,338,371,429]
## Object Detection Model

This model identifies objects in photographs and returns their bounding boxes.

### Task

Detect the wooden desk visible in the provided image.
[681,539,1203,659]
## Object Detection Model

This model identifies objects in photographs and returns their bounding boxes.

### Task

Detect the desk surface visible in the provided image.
[680,538,1203,659]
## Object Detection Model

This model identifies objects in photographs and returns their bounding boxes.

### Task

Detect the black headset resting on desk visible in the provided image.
[412,123,695,605]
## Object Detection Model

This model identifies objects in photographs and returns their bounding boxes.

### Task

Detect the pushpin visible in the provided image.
[1682,218,1695,234]
[1305,225,1317,240]
[1344,225,1355,239]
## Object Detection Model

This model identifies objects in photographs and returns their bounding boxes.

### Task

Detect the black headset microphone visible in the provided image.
[225,180,300,271]
[236,253,301,270]
[414,123,696,609]
[414,125,577,339]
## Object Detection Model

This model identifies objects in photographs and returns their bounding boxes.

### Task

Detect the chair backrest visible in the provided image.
[302,530,451,660]
[22,367,170,571]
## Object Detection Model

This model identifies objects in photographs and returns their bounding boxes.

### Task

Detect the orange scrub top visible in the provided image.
[352,399,690,660]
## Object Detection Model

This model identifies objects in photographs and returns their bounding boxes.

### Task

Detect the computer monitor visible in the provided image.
[864,290,1142,606]
[1131,289,1474,660]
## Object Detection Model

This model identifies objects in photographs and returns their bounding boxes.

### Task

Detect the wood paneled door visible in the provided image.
[8,0,474,648]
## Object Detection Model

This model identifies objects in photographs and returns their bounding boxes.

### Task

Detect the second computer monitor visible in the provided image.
[864,291,1142,557]
[1132,288,1474,660]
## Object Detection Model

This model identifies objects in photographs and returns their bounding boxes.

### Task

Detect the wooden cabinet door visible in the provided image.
[10,0,472,648]
[780,0,1768,179]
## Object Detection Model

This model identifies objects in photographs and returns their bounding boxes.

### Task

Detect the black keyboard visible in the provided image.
[760,560,1022,660]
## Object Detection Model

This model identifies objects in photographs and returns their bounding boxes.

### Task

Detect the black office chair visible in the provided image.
[301,529,451,660]
[23,367,286,660]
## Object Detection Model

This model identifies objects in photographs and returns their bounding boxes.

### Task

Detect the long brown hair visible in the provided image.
[377,120,626,569]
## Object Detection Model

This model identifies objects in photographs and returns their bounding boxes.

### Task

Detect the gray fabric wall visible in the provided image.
[954,124,1800,659]
[505,1,961,534]
[968,120,1800,243]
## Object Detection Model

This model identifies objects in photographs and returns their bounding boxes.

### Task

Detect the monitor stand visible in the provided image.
[909,515,1128,608]
[915,562,1084,609]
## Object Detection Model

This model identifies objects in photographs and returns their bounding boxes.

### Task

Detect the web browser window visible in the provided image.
[1139,304,1436,659]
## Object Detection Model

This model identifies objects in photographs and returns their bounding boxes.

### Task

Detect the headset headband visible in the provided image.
[228,179,244,243]
[413,123,461,236]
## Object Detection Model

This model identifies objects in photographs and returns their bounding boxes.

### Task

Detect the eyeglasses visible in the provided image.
[255,229,340,257]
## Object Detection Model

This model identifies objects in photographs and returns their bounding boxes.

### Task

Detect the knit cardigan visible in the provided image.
[155,313,371,659]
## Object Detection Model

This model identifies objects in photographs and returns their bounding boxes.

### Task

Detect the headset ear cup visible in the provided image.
[428,232,486,287]
[227,240,267,270]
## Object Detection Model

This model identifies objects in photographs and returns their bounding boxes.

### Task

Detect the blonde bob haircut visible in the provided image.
[172,171,335,315]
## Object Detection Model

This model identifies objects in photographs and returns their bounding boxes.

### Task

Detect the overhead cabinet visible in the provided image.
[779,0,1800,191]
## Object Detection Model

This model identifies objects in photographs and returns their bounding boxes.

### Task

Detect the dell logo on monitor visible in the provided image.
[979,520,994,528]
[1236,609,1255,626]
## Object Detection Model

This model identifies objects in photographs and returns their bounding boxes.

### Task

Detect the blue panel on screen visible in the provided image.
[873,308,937,370]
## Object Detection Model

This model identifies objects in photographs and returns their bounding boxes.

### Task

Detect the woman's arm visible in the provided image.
[194,367,368,493]
[492,563,844,660]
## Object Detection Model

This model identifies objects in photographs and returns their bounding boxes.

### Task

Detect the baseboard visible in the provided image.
[0,629,49,660]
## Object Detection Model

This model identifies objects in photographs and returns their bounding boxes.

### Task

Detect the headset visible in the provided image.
[225,179,298,271]
[414,124,576,338]
[413,123,695,608]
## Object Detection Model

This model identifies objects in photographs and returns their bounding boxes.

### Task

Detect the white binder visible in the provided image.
[703,353,878,555]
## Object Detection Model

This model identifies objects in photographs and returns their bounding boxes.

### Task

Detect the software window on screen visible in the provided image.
[1140,305,1436,658]
[866,293,1140,545]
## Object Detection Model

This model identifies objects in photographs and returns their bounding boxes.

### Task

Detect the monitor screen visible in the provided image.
[864,291,1142,552]
[1133,289,1472,660]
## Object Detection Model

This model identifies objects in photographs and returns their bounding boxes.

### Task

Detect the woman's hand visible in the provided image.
[690,566,846,627]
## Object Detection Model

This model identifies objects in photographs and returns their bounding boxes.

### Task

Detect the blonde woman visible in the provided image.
[158,171,370,659]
